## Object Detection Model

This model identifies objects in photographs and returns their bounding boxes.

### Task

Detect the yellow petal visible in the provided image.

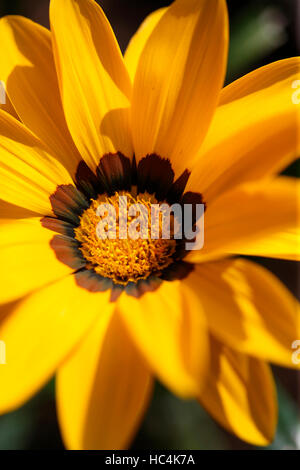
[235,228,300,261]
[131,0,228,176]
[50,0,133,170]
[0,16,81,176]
[199,335,277,446]
[187,177,300,262]
[0,199,36,219]
[57,312,152,450]
[182,258,300,368]
[0,217,80,303]
[0,109,72,215]
[0,274,114,413]
[117,280,209,398]
[187,57,300,201]
[124,7,167,82]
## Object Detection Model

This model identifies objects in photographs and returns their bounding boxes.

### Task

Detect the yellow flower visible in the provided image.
[0,0,299,450]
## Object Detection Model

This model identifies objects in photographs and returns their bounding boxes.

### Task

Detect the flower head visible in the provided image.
[0,0,299,450]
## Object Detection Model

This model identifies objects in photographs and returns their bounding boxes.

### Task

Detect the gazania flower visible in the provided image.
[0,0,299,450]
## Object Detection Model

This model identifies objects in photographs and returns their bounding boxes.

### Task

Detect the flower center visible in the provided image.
[74,191,177,285]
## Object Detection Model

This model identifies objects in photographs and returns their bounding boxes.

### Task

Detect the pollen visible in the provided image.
[74,191,177,285]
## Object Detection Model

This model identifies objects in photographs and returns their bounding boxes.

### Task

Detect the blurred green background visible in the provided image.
[0,0,299,450]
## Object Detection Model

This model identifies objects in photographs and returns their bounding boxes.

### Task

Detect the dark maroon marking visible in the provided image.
[74,269,113,293]
[125,277,162,298]
[137,154,175,201]
[74,269,124,303]
[50,235,86,270]
[49,184,89,225]
[96,152,132,195]
[181,191,206,226]
[75,160,103,199]
[74,263,169,299]
[181,192,206,226]
[41,217,75,238]
[172,191,206,260]
[166,169,191,204]
[109,285,123,302]
[160,261,194,281]
[173,239,189,260]
[131,155,138,186]
[181,191,205,207]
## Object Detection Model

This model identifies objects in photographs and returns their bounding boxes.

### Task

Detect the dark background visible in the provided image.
[0,0,299,450]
